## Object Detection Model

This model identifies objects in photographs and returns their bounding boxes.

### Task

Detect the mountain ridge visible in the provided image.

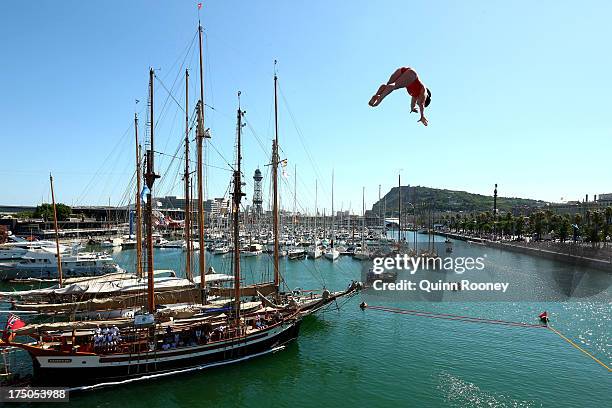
[371,185,548,215]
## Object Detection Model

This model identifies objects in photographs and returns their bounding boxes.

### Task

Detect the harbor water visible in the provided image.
[2,234,610,407]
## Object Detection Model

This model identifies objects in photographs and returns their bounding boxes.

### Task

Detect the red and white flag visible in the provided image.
[6,314,25,331]
[197,3,203,9]
[3,313,25,340]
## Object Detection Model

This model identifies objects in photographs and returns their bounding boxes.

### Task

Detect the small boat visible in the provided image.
[154,239,185,249]
[353,249,371,261]
[306,246,322,259]
[121,239,137,249]
[100,237,123,248]
[183,241,200,251]
[242,243,263,257]
[212,244,230,255]
[288,248,306,260]
[324,248,339,261]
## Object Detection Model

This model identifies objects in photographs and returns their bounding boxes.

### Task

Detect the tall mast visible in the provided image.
[378,184,382,231]
[362,186,365,249]
[145,68,159,314]
[384,195,387,234]
[232,93,245,321]
[49,173,63,288]
[323,208,326,239]
[198,21,205,111]
[272,61,280,290]
[398,173,402,245]
[196,102,206,299]
[331,170,335,248]
[314,180,317,242]
[197,20,207,300]
[293,164,297,238]
[135,113,143,278]
[184,69,193,282]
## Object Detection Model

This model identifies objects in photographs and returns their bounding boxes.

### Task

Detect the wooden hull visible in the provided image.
[26,320,301,387]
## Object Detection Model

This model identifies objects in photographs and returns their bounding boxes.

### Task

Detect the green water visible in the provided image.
[5,236,611,407]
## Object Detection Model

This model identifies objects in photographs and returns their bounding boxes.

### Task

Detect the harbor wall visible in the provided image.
[439,232,612,272]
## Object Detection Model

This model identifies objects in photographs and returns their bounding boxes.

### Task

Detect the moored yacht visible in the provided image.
[212,243,231,255]
[307,246,322,259]
[288,247,306,260]
[242,243,263,257]
[324,247,340,261]
[0,247,123,280]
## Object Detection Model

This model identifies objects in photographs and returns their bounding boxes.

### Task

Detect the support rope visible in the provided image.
[547,326,611,372]
[366,305,546,329]
[364,305,611,372]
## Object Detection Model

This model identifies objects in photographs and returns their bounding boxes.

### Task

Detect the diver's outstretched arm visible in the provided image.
[417,98,428,126]
[410,96,418,113]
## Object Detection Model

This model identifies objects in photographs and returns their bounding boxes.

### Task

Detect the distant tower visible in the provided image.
[253,168,263,216]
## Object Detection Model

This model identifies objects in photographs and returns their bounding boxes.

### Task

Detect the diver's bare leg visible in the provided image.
[386,68,404,84]
[372,84,396,106]
[369,84,388,106]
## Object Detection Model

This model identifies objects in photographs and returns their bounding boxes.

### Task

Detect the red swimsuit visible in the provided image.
[406,79,425,97]
[400,67,425,97]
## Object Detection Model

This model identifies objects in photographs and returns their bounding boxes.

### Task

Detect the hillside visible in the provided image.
[371,186,548,215]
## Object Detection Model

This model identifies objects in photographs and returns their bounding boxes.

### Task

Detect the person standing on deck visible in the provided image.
[369,66,431,126]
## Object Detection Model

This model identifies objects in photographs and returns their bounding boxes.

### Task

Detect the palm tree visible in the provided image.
[544,209,554,235]
[573,213,582,242]
[574,213,583,226]
[515,216,525,239]
[558,214,571,242]
[530,211,545,241]
[585,210,592,228]
[591,210,604,247]
[603,207,612,246]
[503,212,514,238]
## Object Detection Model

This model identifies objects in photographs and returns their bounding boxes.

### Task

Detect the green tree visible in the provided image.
[515,216,525,239]
[573,213,583,242]
[502,212,514,237]
[590,210,604,246]
[605,206,612,225]
[529,211,545,241]
[33,203,71,221]
[558,215,571,242]
[574,213,583,226]
[603,207,612,246]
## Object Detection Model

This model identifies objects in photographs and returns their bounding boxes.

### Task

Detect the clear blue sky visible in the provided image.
[1,1,611,213]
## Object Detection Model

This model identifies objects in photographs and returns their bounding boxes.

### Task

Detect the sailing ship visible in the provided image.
[0,34,361,387]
